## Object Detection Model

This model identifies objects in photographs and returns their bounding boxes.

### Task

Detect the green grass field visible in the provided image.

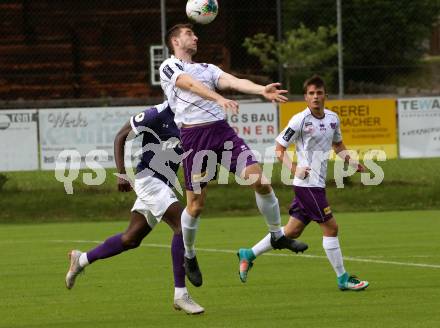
[1,211,439,328]
[1,158,440,222]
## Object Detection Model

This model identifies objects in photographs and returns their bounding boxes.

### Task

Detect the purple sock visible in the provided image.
[171,233,186,288]
[86,233,125,264]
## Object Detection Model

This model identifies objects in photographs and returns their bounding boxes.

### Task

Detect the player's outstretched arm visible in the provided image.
[176,74,239,113]
[217,72,288,103]
[114,122,133,192]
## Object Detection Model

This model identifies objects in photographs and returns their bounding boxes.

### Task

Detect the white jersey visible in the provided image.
[159,56,225,127]
[276,108,342,188]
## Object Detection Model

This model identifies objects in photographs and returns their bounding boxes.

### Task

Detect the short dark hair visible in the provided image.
[166,23,194,53]
[303,75,326,94]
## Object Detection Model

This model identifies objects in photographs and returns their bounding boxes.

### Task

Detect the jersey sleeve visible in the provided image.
[332,116,343,143]
[159,58,185,86]
[209,64,224,88]
[276,114,302,148]
[130,107,160,135]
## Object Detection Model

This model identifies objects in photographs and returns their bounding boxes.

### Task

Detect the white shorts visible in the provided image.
[131,176,179,229]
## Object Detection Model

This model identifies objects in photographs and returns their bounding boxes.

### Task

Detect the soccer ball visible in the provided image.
[186,0,218,25]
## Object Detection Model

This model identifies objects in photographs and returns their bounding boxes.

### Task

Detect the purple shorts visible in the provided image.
[288,186,333,225]
[180,120,258,191]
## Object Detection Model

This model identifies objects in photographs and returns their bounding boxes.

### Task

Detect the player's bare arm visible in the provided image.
[217,72,288,103]
[332,141,365,172]
[332,140,346,156]
[275,142,310,179]
[175,73,239,114]
[114,121,133,192]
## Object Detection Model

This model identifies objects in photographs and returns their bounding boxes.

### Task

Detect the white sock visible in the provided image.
[255,191,282,236]
[251,226,287,257]
[174,287,188,299]
[322,236,346,277]
[251,234,272,257]
[181,208,200,259]
[79,252,89,268]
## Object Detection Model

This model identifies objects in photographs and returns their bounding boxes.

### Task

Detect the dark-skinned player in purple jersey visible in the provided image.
[65,101,204,314]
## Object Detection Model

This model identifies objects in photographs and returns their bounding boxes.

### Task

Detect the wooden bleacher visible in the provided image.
[0,0,266,102]
[0,2,25,45]
[0,44,75,99]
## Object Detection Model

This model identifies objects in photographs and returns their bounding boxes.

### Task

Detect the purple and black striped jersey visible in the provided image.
[130,101,182,186]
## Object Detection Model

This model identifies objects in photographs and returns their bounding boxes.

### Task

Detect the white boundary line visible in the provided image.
[50,239,440,269]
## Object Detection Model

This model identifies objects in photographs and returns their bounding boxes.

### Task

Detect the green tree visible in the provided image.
[243,24,338,92]
[282,0,440,83]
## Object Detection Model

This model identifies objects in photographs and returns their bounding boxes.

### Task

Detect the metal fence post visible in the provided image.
[276,0,284,85]
[337,0,344,98]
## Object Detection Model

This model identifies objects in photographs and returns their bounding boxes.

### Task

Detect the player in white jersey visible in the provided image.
[238,76,369,291]
[159,23,308,286]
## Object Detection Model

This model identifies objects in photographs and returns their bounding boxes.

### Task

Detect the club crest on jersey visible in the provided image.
[330,122,336,129]
[283,127,295,141]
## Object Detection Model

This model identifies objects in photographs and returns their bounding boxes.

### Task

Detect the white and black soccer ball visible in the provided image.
[186,0,218,25]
